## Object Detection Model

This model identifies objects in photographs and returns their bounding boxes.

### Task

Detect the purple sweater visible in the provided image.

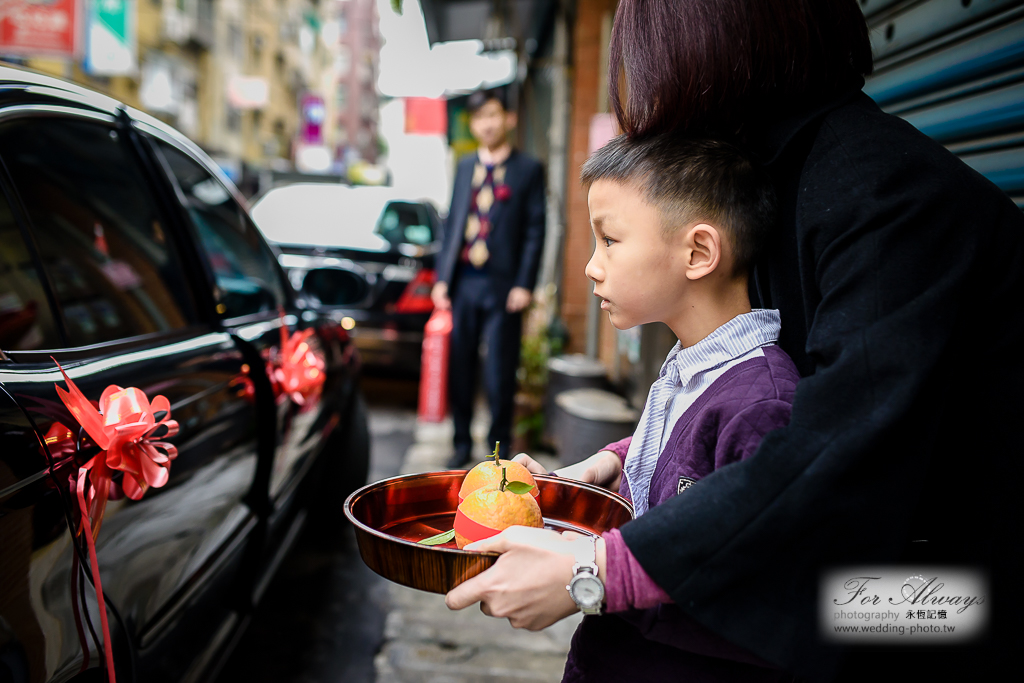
[563,346,799,682]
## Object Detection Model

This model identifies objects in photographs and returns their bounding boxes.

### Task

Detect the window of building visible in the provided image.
[251,33,264,67]
[229,24,244,62]
[335,45,352,76]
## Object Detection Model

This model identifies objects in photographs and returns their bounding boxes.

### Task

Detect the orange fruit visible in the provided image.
[459,458,539,501]
[454,484,543,549]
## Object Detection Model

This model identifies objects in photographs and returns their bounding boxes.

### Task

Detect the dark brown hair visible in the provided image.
[467,88,509,114]
[609,0,873,138]
[581,135,776,274]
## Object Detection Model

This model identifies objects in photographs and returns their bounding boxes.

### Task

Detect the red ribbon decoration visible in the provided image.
[270,326,326,406]
[54,361,180,683]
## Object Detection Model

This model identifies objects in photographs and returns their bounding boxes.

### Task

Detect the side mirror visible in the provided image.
[301,267,369,307]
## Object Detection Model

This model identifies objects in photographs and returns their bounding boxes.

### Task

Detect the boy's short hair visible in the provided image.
[580,134,776,274]
[467,88,509,114]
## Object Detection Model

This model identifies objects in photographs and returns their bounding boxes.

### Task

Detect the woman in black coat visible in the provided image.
[447,2,1023,679]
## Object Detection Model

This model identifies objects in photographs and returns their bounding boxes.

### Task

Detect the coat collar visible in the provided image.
[745,80,866,165]
[474,147,518,168]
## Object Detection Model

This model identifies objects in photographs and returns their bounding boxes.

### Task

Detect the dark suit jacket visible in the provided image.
[619,87,1024,680]
[436,149,546,298]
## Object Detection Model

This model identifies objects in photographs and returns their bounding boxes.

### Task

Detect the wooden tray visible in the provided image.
[344,471,634,594]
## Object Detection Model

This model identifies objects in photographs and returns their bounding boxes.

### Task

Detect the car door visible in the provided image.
[142,131,338,535]
[0,176,97,683]
[0,107,262,683]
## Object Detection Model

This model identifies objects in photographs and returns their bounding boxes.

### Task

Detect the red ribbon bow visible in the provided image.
[55,363,179,505]
[54,361,179,683]
[270,327,326,406]
[494,184,512,202]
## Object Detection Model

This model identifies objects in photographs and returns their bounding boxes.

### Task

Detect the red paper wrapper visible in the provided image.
[453,507,502,545]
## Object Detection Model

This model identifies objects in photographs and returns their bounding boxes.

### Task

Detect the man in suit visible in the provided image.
[431,88,546,468]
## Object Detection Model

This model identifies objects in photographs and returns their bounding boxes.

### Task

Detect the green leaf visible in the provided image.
[418,529,455,546]
[505,481,536,495]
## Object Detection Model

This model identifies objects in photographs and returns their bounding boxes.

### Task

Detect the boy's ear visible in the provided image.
[504,111,518,130]
[684,224,722,281]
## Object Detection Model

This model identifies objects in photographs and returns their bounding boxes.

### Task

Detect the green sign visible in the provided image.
[85,0,136,76]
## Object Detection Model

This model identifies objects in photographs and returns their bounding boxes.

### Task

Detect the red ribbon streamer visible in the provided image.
[453,508,503,545]
[54,360,180,683]
[74,466,116,682]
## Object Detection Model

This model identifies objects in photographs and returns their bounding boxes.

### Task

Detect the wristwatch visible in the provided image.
[566,537,604,615]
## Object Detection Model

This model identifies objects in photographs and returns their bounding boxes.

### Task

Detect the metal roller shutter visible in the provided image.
[862,0,1024,208]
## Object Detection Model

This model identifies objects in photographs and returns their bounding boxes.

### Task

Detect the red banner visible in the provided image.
[405,97,448,136]
[0,0,83,58]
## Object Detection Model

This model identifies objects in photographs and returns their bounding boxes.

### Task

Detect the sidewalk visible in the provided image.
[374,415,581,683]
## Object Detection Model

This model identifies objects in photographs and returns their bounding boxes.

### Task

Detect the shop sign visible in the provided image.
[84,0,135,76]
[0,0,83,58]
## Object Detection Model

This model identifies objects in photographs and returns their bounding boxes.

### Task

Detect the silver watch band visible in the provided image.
[571,535,597,569]
[567,537,604,615]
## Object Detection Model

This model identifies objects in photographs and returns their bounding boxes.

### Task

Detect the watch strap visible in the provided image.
[567,537,604,615]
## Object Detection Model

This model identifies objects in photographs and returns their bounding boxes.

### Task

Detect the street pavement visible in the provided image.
[217,391,413,683]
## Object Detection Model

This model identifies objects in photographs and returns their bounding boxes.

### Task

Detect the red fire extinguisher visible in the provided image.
[418,308,452,422]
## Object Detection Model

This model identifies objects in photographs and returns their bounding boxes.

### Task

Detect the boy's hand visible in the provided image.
[554,450,622,491]
[512,452,548,475]
[431,282,451,310]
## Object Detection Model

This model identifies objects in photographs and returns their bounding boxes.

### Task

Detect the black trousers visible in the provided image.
[449,269,522,460]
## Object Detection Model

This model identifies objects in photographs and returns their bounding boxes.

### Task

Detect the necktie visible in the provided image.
[624,359,681,517]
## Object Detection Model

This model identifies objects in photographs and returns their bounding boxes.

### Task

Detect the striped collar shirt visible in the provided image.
[624,309,782,516]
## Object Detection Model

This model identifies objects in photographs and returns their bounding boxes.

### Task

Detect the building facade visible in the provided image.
[3,0,381,193]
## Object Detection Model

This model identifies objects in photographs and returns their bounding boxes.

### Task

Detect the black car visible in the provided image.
[0,65,369,683]
[252,185,442,374]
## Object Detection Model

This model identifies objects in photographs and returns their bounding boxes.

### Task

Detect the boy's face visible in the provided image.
[469,99,514,149]
[585,179,691,330]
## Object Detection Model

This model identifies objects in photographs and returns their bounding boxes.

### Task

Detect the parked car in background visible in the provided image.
[0,65,369,683]
[251,184,442,375]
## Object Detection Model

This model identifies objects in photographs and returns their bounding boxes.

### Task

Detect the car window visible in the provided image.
[157,142,287,319]
[0,188,61,351]
[376,201,434,245]
[0,118,195,347]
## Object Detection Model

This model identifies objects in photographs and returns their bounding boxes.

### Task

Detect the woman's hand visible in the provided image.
[554,450,622,491]
[445,527,604,631]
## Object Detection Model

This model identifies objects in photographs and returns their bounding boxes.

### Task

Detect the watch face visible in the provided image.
[572,575,604,608]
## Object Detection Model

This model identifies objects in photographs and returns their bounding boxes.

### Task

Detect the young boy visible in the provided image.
[518,134,800,680]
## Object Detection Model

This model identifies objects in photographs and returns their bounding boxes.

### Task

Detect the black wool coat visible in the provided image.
[436,149,546,298]
[619,87,1024,681]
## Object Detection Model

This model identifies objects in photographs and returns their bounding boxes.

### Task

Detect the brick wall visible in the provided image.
[562,0,618,354]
